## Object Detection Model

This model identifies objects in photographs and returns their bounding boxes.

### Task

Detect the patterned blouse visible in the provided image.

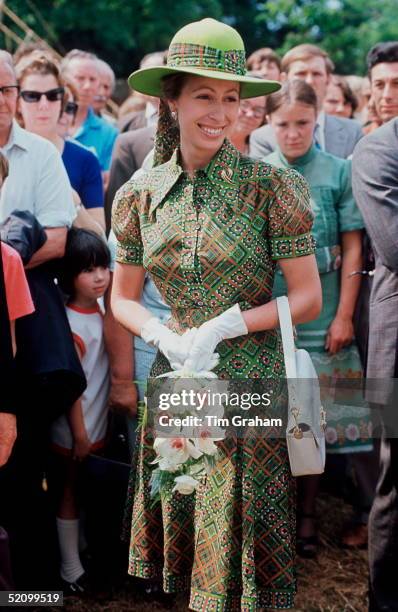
[112,138,315,377]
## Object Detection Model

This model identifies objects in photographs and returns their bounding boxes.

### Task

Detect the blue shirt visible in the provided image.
[62,139,104,209]
[73,108,118,171]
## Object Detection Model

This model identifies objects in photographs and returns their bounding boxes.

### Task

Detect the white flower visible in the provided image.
[172,474,200,495]
[192,426,225,456]
[345,424,360,442]
[325,426,338,445]
[153,436,202,468]
[157,456,181,472]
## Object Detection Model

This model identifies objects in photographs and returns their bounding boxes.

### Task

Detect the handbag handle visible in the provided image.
[276,296,297,379]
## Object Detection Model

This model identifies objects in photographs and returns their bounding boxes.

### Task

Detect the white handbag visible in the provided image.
[276,296,326,477]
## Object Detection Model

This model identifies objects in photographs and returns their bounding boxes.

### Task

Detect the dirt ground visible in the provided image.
[59,493,368,612]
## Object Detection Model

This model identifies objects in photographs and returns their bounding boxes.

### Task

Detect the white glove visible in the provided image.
[141,317,198,369]
[183,304,248,373]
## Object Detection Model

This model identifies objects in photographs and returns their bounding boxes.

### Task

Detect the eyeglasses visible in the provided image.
[63,101,78,115]
[240,102,266,119]
[0,85,20,97]
[19,87,65,103]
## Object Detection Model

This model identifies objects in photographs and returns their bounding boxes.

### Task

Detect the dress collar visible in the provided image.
[275,144,318,169]
[149,139,241,216]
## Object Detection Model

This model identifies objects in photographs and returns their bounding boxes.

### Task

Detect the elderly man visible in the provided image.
[62,50,118,178]
[352,117,398,612]
[250,44,362,159]
[93,58,116,122]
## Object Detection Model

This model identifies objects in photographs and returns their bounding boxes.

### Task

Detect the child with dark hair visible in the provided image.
[51,228,110,592]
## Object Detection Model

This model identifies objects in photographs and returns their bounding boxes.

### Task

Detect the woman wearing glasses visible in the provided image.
[230,92,267,154]
[16,55,105,231]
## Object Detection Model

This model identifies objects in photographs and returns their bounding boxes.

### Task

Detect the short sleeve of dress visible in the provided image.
[337,159,364,233]
[267,167,316,260]
[111,180,144,266]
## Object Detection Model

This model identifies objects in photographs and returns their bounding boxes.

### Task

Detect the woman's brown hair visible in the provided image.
[15,54,65,127]
[16,53,64,88]
[332,75,358,116]
[161,73,189,100]
[266,79,318,115]
[0,152,9,184]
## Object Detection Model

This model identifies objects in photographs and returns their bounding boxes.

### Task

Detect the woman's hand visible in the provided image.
[323,230,362,355]
[141,318,198,369]
[73,433,91,461]
[184,305,248,373]
[325,315,354,354]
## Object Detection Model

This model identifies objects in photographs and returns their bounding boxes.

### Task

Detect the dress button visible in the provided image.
[195,224,201,231]
[196,300,204,307]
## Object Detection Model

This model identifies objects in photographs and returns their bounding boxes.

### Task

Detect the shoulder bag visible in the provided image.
[276,296,326,476]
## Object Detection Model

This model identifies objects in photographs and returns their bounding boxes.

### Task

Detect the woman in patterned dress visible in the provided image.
[111,18,322,611]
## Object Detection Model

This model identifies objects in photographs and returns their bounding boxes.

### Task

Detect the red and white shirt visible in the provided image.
[51,303,109,452]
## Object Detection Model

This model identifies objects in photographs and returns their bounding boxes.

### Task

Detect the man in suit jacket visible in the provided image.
[250,44,363,159]
[105,124,155,233]
[352,118,398,612]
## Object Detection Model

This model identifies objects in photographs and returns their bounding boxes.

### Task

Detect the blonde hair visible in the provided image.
[281,44,334,75]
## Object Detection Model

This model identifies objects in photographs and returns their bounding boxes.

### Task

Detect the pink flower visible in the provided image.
[325,427,338,445]
[345,424,360,442]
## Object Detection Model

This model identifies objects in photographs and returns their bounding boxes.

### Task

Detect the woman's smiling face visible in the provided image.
[170,75,240,160]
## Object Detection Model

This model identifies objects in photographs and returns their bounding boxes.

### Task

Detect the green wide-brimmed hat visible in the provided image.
[128,18,281,99]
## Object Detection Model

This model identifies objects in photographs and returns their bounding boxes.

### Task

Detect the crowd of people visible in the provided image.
[0,16,397,612]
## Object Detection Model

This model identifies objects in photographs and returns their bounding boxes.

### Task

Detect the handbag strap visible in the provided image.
[276,296,297,379]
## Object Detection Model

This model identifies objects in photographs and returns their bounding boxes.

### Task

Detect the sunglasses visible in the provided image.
[63,101,78,115]
[20,87,65,103]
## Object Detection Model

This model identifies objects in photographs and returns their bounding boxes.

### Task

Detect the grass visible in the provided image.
[58,493,368,612]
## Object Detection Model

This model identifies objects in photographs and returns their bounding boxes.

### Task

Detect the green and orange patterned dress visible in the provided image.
[112,139,315,611]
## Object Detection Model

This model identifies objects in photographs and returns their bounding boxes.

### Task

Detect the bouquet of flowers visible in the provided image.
[149,372,226,498]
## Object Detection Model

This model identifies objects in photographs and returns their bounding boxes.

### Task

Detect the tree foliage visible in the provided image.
[3,0,398,77]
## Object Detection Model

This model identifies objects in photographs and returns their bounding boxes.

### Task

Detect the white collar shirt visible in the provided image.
[0,120,75,227]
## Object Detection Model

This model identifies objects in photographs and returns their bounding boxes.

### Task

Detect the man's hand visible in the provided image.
[0,413,17,467]
[109,379,138,417]
[25,227,67,269]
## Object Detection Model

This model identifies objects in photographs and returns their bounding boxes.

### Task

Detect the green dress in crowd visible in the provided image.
[113,139,316,610]
[268,144,372,454]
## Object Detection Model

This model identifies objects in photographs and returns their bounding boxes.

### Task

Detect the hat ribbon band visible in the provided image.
[167,43,246,76]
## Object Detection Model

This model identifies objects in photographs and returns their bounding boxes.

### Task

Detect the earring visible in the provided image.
[171,109,178,121]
